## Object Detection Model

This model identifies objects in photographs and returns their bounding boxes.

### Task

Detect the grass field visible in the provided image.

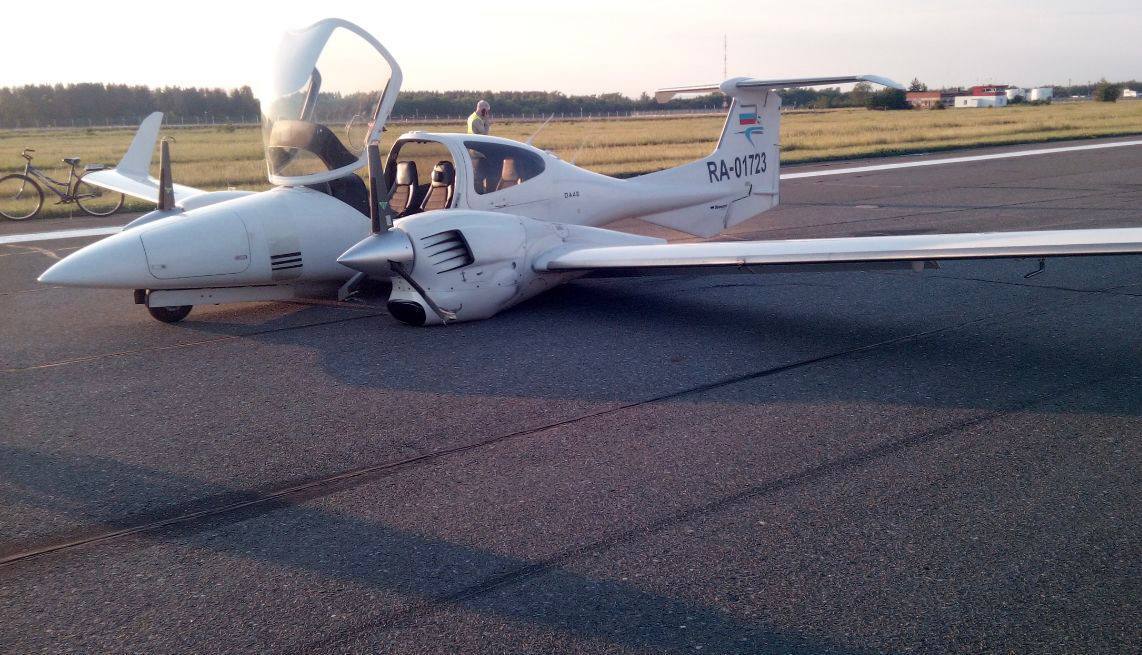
[2,101,1140,219]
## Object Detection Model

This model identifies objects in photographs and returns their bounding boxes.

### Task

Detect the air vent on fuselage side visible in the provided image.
[420,230,473,274]
[271,251,303,271]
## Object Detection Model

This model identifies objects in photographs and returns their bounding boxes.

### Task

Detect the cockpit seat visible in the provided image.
[495,157,521,191]
[421,161,455,211]
[472,155,496,194]
[267,119,359,172]
[390,160,418,216]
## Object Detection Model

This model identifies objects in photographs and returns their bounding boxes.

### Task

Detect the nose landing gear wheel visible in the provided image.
[146,304,193,323]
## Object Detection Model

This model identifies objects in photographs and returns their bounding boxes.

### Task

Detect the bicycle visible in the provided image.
[0,148,125,220]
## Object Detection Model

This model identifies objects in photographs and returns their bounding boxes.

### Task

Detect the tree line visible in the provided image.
[0,84,260,127]
[7,78,1135,127]
[0,83,876,128]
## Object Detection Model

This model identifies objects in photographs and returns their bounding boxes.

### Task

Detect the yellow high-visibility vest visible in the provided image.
[467,112,488,135]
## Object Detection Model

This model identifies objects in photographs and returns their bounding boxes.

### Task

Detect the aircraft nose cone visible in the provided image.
[338,229,414,277]
[38,230,150,288]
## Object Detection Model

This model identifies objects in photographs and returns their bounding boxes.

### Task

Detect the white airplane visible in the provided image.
[39,18,1142,325]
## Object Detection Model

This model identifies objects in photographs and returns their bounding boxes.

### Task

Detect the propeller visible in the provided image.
[157,137,175,211]
[337,142,456,322]
[340,142,412,273]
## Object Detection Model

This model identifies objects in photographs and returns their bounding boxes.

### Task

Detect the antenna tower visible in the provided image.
[722,35,729,109]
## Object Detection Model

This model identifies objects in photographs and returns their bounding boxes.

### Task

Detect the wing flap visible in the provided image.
[537,228,1142,271]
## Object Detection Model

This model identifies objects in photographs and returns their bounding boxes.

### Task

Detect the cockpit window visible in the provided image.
[261,21,399,184]
[465,141,545,195]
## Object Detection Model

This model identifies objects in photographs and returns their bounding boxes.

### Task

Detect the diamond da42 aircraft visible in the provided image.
[39,18,1142,325]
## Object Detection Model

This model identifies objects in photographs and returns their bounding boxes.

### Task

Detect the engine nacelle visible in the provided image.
[385,210,581,325]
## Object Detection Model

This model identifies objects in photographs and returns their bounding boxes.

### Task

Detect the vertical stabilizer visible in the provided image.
[632,75,902,237]
[631,82,780,237]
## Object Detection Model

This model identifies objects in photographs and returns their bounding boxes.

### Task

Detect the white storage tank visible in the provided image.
[1028,87,1053,102]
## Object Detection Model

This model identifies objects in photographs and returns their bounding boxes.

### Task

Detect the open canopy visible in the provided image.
[259,18,403,186]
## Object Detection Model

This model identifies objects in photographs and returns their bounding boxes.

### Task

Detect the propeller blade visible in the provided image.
[157,138,175,211]
[367,142,396,233]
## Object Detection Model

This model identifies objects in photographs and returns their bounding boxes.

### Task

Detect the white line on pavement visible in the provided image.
[780,139,1142,180]
[0,226,122,246]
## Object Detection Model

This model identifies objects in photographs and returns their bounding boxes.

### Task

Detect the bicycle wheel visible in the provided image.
[0,174,44,220]
[74,178,124,216]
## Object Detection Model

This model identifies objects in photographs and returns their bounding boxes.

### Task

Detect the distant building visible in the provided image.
[1124,88,1139,98]
[951,83,1011,108]
[969,84,1006,97]
[906,90,960,109]
[1005,87,1026,101]
[1028,87,1053,102]
[955,95,1007,108]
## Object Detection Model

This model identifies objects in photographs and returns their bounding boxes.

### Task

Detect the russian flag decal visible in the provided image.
[738,104,758,125]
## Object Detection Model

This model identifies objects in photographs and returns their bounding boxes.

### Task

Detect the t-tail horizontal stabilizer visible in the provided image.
[654,75,905,103]
[627,75,904,238]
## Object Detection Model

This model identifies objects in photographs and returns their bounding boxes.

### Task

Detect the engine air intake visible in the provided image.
[420,230,473,274]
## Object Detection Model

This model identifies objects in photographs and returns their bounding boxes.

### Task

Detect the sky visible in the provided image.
[1,0,1138,96]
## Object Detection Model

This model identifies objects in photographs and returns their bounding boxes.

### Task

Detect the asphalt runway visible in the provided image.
[1,137,1139,654]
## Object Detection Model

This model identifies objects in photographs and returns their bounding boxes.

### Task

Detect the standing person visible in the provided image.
[467,100,492,135]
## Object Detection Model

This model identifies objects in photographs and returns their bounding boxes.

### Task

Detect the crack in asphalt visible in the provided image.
[0,304,1027,570]
[306,341,1120,652]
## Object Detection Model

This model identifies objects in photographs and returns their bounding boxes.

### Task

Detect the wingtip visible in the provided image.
[860,75,907,91]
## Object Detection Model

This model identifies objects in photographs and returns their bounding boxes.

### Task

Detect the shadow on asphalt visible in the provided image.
[169,265,1141,415]
[1,445,875,654]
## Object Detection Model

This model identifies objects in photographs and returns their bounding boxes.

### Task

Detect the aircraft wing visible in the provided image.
[81,112,204,205]
[535,227,1142,271]
[83,168,203,205]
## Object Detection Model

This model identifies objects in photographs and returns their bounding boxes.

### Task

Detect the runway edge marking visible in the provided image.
[781,138,1142,180]
[0,226,122,245]
[5,138,1140,246]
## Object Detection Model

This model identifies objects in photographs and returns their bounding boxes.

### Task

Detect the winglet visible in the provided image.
[117,111,163,177]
